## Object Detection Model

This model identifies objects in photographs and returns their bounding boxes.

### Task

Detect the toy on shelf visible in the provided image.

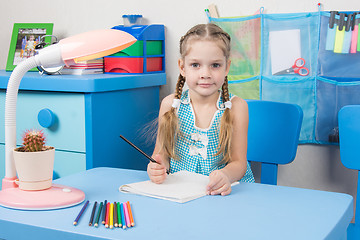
[104,24,165,74]
[122,14,143,26]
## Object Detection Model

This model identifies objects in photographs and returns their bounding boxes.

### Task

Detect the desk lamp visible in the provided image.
[0,29,137,210]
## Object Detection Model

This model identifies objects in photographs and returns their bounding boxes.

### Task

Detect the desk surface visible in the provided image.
[0,167,353,240]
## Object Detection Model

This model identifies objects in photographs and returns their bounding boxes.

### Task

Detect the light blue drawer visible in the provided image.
[53,150,86,179]
[0,144,86,189]
[0,90,85,152]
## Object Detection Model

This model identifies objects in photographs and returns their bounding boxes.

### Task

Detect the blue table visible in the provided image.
[0,167,353,239]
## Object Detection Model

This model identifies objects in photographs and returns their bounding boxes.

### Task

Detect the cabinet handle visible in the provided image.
[38,108,56,128]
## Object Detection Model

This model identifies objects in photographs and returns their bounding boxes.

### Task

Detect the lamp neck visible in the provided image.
[4,57,38,178]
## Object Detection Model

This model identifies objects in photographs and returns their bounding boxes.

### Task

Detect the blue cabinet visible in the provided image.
[0,70,166,186]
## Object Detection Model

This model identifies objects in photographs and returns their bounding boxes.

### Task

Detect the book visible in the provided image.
[119,170,239,203]
[60,58,104,75]
[60,68,103,75]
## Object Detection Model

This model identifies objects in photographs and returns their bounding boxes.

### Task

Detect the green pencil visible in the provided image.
[117,202,122,228]
[94,202,103,227]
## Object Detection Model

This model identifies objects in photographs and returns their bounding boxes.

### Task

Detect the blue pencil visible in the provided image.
[102,200,107,225]
[120,203,126,229]
[73,200,89,226]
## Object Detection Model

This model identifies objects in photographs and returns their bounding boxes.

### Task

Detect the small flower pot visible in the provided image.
[13,147,55,191]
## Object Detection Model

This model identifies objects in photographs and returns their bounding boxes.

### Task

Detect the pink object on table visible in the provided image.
[123,202,131,227]
[0,184,85,210]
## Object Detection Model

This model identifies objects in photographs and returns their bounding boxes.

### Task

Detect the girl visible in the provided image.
[147,23,254,196]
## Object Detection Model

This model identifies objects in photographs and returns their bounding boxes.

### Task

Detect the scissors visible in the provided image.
[274,58,309,76]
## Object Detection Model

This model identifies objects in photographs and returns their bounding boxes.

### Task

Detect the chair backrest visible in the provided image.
[338,105,360,239]
[246,100,303,185]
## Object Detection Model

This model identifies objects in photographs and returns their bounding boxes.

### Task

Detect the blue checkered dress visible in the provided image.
[170,89,255,183]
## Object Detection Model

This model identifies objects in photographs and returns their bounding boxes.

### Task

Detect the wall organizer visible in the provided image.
[207,6,360,144]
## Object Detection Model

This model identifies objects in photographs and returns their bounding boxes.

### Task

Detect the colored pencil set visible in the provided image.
[326,11,360,54]
[73,200,135,229]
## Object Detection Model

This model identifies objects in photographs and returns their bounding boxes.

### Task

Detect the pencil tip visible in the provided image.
[73,222,77,226]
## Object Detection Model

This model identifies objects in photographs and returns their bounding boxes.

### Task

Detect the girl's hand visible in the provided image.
[147,154,167,184]
[206,170,232,196]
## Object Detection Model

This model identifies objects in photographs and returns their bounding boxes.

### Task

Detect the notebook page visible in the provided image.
[119,171,239,203]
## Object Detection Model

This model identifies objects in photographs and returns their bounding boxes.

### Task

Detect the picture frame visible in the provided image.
[6,23,54,71]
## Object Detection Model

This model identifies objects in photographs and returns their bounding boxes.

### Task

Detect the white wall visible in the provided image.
[0,0,358,202]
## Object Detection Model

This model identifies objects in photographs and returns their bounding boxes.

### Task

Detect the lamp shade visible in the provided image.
[59,29,137,66]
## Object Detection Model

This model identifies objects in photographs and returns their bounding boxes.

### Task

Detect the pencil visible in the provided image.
[123,201,131,228]
[110,203,114,229]
[120,203,126,229]
[105,202,110,228]
[114,202,118,228]
[127,201,135,227]
[73,200,89,226]
[102,200,107,225]
[89,201,97,226]
[117,202,122,228]
[94,202,103,227]
[119,135,169,174]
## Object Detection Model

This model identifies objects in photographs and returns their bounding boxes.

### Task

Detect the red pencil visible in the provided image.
[105,202,110,228]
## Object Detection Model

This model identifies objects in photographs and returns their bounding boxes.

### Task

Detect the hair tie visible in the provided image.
[172,99,181,109]
[224,101,232,109]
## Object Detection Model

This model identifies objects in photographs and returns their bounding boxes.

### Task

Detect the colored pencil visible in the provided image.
[73,200,89,226]
[114,202,118,227]
[102,200,107,225]
[105,202,110,228]
[120,203,126,229]
[119,135,169,174]
[123,201,131,228]
[94,202,103,227]
[89,201,97,226]
[117,202,122,227]
[110,203,114,229]
[127,201,135,227]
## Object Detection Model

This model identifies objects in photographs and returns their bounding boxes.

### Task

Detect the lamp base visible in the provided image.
[0,183,85,210]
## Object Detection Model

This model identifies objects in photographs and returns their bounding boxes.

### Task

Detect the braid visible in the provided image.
[175,74,186,99]
[157,75,186,159]
[216,76,233,165]
[221,76,230,102]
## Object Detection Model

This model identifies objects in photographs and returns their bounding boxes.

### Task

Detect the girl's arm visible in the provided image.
[147,94,174,183]
[207,96,249,195]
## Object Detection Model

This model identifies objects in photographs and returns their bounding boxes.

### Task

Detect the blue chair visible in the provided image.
[338,105,360,239]
[246,100,303,185]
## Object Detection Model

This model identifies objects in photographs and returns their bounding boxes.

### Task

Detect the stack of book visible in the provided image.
[60,58,104,75]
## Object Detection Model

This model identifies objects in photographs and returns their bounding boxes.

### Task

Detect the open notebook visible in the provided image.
[119,170,239,203]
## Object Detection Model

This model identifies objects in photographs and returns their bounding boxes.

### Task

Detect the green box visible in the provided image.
[110,40,163,57]
[111,41,144,57]
[146,41,162,55]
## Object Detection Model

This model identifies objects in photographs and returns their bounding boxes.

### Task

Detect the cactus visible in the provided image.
[21,129,46,152]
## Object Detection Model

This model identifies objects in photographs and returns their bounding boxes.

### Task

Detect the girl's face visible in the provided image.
[178,39,230,99]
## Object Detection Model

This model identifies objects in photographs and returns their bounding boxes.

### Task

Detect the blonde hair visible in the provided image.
[158,23,233,164]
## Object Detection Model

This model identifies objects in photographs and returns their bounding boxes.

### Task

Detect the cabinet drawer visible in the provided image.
[0,90,85,152]
[53,150,86,179]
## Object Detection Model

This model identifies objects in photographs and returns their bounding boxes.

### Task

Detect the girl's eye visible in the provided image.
[212,63,221,68]
[191,63,199,68]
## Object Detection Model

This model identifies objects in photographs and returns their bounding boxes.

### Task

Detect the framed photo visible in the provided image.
[6,23,54,71]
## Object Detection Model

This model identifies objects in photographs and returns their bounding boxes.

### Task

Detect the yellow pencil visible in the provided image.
[110,203,114,229]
